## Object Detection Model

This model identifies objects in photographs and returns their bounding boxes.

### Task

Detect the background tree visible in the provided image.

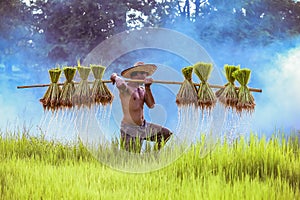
[1,0,300,73]
[0,0,32,73]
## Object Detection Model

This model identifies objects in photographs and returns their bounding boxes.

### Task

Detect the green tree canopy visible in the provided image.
[1,0,300,70]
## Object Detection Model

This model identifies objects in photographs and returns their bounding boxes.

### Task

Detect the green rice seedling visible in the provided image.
[215,64,240,109]
[39,68,62,111]
[232,68,256,114]
[1,130,299,199]
[193,62,217,110]
[176,66,198,106]
[73,61,92,108]
[91,65,113,106]
[60,67,77,108]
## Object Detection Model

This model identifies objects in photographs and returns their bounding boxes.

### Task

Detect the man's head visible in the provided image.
[121,62,157,79]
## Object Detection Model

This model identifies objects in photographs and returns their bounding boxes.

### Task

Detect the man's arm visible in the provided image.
[111,73,127,91]
[144,78,155,108]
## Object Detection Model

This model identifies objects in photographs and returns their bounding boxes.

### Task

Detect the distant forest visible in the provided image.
[1,0,300,71]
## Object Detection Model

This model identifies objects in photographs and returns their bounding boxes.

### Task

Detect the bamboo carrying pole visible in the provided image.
[17,79,262,93]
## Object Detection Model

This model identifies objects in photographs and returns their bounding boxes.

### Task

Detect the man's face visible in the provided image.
[130,71,149,80]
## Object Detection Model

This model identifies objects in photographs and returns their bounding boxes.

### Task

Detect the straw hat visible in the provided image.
[121,62,157,78]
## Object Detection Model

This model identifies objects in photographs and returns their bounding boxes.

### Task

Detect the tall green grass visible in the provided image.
[0,131,299,199]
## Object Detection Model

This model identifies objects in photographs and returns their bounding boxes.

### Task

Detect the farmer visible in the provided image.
[110,62,173,153]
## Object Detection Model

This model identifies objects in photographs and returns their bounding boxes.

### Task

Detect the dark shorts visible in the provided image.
[120,120,172,153]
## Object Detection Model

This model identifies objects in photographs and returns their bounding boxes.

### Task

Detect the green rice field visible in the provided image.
[0,131,299,200]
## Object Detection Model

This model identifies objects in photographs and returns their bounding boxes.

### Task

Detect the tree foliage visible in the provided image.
[0,0,300,71]
[177,0,300,45]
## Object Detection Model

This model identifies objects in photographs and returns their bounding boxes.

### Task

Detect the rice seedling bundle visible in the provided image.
[193,62,217,110]
[215,64,239,109]
[59,67,77,108]
[39,68,62,111]
[91,65,113,106]
[176,66,198,106]
[73,64,91,108]
[232,68,255,114]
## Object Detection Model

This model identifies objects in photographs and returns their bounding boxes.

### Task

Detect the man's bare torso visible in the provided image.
[119,86,145,126]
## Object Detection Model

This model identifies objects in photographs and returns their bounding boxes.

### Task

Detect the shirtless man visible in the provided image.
[110,62,173,153]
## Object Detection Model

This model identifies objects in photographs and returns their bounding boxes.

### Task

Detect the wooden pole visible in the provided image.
[17,79,262,93]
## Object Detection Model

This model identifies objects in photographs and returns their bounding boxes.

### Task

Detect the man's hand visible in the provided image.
[111,73,126,90]
[110,73,118,85]
[144,77,153,87]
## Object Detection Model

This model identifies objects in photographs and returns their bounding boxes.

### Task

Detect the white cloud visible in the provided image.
[253,47,300,133]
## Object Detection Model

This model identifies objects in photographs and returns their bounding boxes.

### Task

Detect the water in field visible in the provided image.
[221,108,254,144]
[39,108,78,143]
[174,104,201,145]
[168,103,223,158]
[76,104,113,147]
[93,104,112,134]
[38,104,113,146]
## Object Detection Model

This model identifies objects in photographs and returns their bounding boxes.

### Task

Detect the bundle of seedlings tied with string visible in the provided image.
[40,68,62,111]
[215,64,240,109]
[176,66,198,107]
[59,66,77,108]
[91,65,113,106]
[193,62,217,110]
[73,61,92,108]
[232,68,255,114]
